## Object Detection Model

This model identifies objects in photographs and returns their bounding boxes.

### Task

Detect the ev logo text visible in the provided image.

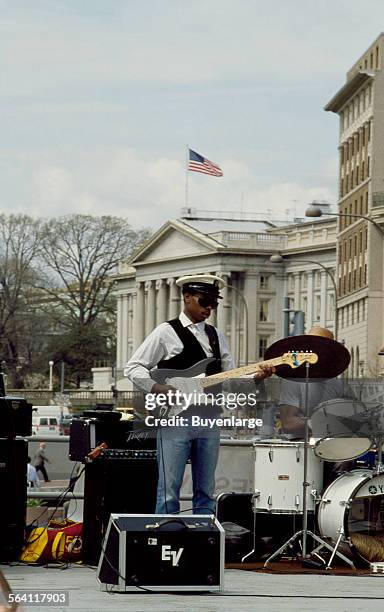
[161,545,184,566]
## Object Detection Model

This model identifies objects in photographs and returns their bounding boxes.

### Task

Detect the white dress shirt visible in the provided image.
[124,311,235,393]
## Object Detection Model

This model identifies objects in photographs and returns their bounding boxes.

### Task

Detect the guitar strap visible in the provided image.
[204,324,222,374]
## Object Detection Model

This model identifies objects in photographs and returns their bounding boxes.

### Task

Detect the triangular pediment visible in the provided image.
[130,221,221,264]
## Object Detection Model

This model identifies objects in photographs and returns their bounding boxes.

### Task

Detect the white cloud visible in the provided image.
[0,1,380,228]
[0,147,336,230]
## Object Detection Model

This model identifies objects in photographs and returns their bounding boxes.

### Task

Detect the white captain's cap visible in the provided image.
[176,274,225,298]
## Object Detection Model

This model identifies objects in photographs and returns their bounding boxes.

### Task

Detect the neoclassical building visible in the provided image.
[105,211,337,389]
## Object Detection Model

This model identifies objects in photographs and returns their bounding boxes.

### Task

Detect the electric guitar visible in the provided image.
[150,351,318,417]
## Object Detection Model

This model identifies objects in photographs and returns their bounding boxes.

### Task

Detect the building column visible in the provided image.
[244,271,258,364]
[133,281,145,351]
[116,294,123,368]
[168,277,180,319]
[293,272,300,310]
[145,280,156,335]
[320,271,327,326]
[156,279,168,325]
[127,293,134,361]
[121,293,129,366]
[307,271,314,330]
[216,272,230,338]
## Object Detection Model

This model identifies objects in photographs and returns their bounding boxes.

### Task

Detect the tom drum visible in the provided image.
[253,441,323,514]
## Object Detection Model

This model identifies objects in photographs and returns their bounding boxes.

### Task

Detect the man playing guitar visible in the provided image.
[125,274,273,514]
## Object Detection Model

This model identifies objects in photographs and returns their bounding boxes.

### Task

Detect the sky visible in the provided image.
[1,0,384,231]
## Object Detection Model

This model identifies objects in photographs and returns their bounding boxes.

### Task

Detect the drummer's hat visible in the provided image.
[176,274,225,299]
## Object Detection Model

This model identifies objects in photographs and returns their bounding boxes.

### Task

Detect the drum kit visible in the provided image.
[245,334,384,569]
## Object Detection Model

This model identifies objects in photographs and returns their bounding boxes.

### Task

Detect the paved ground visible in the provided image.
[2,563,384,612]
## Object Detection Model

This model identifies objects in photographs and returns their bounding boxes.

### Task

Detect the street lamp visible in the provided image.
[305,203,384,235]
[224,283,249,365]
[48,360,54,391]
[270,254,338,340]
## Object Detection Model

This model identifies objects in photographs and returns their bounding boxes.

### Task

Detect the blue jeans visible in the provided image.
[156,422,219,514]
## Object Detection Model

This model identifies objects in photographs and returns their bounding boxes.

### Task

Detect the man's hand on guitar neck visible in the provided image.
[151,382,178,396]
[254,364,276,380]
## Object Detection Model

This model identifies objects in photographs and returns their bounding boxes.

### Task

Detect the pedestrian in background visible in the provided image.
[34,442,51,482]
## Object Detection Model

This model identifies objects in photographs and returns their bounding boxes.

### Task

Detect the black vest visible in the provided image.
[157,318,222,375]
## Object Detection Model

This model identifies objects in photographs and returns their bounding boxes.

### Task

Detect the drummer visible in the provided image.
[277,326,349,439]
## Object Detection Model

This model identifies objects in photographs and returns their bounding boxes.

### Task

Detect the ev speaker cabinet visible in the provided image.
[97,514,224,592]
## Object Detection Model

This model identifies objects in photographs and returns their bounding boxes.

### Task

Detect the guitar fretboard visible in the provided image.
[200,356,287,389]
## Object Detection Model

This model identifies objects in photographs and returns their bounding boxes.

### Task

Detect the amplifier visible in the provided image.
[98,449,157,460]
[0,396,32,437]
[69,417,155,461]
[97,514,224,592]
[82,456,158,565]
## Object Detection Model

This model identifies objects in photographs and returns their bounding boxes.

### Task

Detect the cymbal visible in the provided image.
[264,335,350,380]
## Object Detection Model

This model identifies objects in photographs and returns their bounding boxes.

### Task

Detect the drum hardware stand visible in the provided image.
[241,490,260,563]
[310,525,354,570]
[264,363,355,569]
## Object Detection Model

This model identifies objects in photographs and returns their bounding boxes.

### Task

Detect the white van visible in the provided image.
[32,415,61,436]
[31,405,70,436]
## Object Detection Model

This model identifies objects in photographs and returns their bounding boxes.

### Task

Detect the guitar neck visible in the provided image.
[201,356,284,388]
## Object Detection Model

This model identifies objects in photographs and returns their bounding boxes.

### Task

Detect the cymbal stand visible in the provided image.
[264,363,354,568]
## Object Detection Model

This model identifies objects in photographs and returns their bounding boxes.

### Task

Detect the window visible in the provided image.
[259,300,269,322]
[302,296,308,314]
[259,275,269,290]
[258,336,269,359]
[315,295,321,320]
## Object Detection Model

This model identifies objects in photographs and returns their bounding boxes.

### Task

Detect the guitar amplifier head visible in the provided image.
[69,416,156,461]
[97,514,224,592]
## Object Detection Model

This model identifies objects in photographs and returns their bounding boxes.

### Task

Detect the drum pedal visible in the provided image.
[370,562,384,574]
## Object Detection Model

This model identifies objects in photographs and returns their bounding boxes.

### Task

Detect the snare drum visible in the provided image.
[318,469,384,564]
[253,441,323,514]
[314,436,372,462]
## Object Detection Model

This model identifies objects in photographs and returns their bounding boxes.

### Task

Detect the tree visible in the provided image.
[38,215,149,386]
[0,214,43,386]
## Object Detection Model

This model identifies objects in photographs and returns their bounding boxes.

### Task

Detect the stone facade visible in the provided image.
[325,33,384,377]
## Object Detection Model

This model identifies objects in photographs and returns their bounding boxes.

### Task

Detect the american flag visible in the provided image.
[188,149,223,177]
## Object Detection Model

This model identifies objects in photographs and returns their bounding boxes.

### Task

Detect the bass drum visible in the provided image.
[318,469,384,565]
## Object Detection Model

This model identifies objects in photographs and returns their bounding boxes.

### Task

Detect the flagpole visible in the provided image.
[185,144,189,208]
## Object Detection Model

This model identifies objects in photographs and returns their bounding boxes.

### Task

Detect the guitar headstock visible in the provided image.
[281,351,318,369]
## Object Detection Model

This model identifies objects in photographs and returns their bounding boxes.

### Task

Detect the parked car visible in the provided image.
[59,415,73,435]
[32,415,61,436]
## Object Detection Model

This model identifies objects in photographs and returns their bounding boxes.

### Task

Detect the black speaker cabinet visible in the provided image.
[82,457,158,565]
[0,438,27,560]
[0,397,32,437]
[97,514,224,591]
